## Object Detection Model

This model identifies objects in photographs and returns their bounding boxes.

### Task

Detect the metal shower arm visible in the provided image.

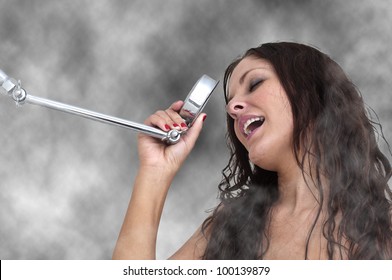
[0,69,183,144]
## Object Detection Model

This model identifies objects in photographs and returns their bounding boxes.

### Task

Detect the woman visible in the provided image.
[112,42,392,260]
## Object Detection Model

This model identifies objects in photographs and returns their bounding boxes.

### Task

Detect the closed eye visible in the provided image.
[249,78,264,92]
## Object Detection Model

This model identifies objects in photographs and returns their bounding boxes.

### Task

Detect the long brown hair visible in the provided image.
[202,42,392,259]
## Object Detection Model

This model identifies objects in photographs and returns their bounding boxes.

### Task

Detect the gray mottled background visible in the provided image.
[0,0,391,259]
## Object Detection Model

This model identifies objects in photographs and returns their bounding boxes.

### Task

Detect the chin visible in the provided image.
[248,147,280,172]
[249,154,271,171]
[253,162,276,172]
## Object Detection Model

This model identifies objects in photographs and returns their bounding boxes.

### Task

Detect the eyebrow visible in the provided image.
[226,66,269,102]
[239,67,269,84]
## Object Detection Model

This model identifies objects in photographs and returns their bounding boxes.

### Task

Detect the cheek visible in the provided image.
[274,115,294,148]
[273,94,294,135]
[280,110,294,132]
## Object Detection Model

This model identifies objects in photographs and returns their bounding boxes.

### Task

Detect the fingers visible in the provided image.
[143,101,208,152]
[181,113,206,150]
[145,100,188,132]
[169,100,184,111]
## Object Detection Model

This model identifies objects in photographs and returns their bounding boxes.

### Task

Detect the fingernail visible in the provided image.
[180,122,188,128]
[164,124,171,131]
[202,115,207,122]
[173,123,180,128]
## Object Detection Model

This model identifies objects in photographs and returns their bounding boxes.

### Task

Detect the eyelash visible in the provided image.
[249,79,264,92]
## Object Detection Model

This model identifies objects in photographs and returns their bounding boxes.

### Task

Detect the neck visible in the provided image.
[275,160,326,215]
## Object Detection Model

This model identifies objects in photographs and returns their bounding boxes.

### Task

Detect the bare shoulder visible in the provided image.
[168,225,208,260]
[169,206,221,260]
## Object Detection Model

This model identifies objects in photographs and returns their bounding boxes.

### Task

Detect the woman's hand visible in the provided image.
[113,100,206,259]
[137,100,206,173]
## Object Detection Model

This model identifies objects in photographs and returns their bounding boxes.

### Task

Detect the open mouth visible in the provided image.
[243,117,265,137]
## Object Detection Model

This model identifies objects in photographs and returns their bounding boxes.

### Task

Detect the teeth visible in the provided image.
[243,117,264,136]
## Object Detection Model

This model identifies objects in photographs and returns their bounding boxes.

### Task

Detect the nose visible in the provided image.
[226,99,246,119]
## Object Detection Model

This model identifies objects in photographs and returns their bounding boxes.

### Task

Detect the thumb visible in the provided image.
[181,113,207,150]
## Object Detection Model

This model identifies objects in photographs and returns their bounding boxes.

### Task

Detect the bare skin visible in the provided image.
[112,101,207,259]
[113,57,336,260]
[226,56,333,259]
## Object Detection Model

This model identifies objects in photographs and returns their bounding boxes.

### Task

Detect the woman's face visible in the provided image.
[226,56,295,171]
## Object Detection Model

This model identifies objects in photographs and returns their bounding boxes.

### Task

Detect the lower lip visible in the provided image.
[246,125,263,140]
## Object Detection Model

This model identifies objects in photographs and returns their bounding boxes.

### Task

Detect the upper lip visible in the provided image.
[238,114,265,137]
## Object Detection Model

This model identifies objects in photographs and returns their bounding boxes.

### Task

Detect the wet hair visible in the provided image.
[201,42,392,259]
